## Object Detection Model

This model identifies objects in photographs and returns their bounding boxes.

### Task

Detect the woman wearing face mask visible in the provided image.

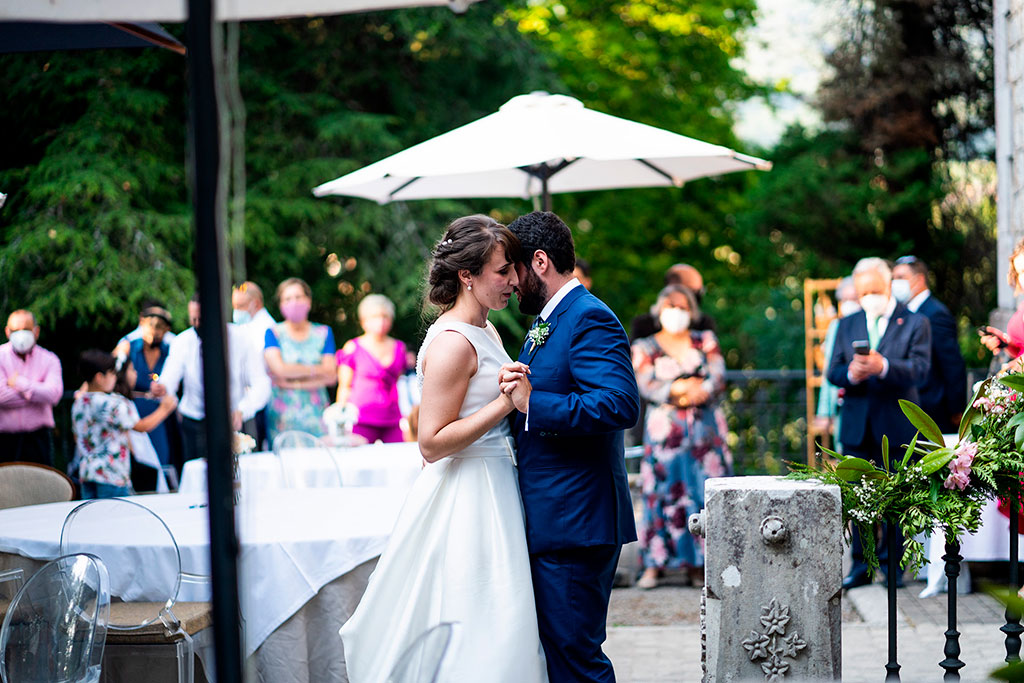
[264,278,337,441]
[335,294,409,444]
[631,284,733,589]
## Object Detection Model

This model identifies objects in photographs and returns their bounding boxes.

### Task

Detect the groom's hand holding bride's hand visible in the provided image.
[498,362,531,413]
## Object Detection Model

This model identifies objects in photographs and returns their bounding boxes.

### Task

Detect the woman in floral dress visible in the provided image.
[264,278,337,442]
[631,284,733,589]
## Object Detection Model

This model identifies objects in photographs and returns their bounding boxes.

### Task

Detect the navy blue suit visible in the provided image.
[512,284,640,682]
[915,295,967,434]
[827,303,931,580]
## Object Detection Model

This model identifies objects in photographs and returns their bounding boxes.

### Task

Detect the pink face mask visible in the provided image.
[280,300,311,323]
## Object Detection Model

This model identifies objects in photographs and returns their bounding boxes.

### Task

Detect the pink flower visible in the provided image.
[653,356,680,381]
[973,396,993,412]
[944,471,970,490]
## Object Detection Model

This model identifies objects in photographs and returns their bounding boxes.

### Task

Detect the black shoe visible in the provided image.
[842,571,873,590]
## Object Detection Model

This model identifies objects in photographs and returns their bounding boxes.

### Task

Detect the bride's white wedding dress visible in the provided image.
[341,319,548,683]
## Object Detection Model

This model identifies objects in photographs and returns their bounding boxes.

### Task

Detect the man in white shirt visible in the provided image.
[232,281,276,449]
[153,297,271,462]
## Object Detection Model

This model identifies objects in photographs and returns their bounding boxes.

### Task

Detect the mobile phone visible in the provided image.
[852,340,870,355]
[978,326,1009,349]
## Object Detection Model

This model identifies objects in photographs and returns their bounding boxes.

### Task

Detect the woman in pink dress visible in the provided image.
[336,294,409,443]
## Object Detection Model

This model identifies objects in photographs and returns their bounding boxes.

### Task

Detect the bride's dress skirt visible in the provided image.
[341,445,548,683]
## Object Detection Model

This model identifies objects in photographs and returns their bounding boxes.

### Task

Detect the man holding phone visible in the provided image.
[827,257,932,590]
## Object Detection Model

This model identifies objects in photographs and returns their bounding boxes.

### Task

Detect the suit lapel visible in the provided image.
[518,285,588,362]
[877,303,909,354]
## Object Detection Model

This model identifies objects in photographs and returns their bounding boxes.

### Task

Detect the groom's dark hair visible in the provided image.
[507,212,576,275]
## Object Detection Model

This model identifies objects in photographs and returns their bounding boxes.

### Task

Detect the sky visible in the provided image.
[731,0,841,149]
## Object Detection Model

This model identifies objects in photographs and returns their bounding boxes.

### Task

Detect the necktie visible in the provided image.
[868,316,881,350]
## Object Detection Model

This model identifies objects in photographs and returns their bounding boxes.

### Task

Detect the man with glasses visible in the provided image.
[892,255,966,434]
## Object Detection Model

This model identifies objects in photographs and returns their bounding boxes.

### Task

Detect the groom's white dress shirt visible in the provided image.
[525,277,581,431]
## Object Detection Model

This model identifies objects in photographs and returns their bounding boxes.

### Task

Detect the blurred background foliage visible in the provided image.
[0,0,998,389]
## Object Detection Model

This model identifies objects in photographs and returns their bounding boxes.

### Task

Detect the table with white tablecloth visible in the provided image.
[179,442,423,495]
[0,487,410,681]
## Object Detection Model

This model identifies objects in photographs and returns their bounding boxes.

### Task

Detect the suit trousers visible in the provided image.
[845,438,904,578]
[0,428,53,466]
[530,544,621,683]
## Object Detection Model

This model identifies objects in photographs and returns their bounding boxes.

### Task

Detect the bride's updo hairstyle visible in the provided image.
[427,214,521,311]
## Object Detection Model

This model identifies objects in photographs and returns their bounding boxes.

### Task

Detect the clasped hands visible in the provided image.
[670,377,709,408]
[498,362,531,413]
[848,350,885,383]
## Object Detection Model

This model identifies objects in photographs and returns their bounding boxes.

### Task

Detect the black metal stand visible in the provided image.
[940,541,965,681]
[886,523,901,681]
[187,4,244,683]
[1004,493,1023,662]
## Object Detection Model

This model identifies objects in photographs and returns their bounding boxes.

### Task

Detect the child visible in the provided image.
[72,350,177,499]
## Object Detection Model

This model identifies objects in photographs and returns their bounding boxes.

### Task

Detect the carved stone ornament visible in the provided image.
[759,515,788,545]
[740,598,807,682]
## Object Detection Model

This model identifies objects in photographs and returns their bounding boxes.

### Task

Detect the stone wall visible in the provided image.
[996,0,1024,315]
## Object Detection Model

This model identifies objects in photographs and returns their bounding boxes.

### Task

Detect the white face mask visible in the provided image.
[9,329,35,354]
[232,309,252,325]
[838,300,861,318]
[859,294,889,318]
[659,307,691,334]
[891,279,912,303]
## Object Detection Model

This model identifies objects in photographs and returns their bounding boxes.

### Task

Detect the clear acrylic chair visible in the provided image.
[0,553,110,683]
[272,430,343,488]
[387,622,457,683]
[59,499,210,683]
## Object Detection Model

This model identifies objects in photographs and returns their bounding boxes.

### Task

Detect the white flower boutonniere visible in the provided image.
[527,321,552,355]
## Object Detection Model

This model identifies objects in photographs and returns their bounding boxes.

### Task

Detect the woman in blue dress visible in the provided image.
[120,307,174,487]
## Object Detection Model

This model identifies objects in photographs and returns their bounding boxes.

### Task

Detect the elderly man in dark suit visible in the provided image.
[892,255,967,434]
[827,257,932,589]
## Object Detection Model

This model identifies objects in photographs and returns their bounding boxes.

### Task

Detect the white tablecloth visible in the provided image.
[0,487,408,657]
[179,442,423,495]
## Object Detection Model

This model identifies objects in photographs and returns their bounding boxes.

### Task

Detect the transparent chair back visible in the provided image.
[272,430,343,488]
[0,553,110,683]
[387,622,457,683]
[59,499,206,683]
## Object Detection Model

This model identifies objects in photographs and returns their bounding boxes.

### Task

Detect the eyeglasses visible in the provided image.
[895,255,919,265]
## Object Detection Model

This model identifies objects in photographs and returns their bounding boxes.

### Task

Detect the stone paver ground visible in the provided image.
[606,579,1015,682]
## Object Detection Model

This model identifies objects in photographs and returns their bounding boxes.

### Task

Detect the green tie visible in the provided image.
[868,316,881,351]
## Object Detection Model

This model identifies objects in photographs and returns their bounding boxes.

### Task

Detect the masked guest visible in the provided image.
[814,276,859,452]
[828,257,931,589]
[0,310,63,465]
[336,295,409,444]
[892,255,967,434]
[232,281,276,448]
[117,298,177,348]
[264,278,337,441]
[631,285,732,590]
[114,304,175,483]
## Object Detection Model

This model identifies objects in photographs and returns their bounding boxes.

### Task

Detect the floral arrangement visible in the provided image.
[526,321,552,355]
[789,370,1024,573]
[232,431,257,455]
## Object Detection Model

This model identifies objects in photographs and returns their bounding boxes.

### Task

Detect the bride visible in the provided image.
[340,215,548,682]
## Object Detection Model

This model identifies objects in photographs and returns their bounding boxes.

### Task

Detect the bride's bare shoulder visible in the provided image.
[421,328,477,379]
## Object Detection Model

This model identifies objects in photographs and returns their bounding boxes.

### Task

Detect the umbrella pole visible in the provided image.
[187,3,245,682]
[542,177,552,212]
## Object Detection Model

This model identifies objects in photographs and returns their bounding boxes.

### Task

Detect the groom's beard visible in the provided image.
[516,267,548,316]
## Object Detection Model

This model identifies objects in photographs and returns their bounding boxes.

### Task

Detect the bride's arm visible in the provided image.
[418,331,515,463]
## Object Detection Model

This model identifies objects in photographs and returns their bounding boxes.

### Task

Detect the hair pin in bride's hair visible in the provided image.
[444,239,453,245]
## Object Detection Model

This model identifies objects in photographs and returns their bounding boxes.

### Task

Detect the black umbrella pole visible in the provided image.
[187,2,244,682]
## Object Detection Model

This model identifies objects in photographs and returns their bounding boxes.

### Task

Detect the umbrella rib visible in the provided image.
[388,176,422,201]
[636,158,676,183]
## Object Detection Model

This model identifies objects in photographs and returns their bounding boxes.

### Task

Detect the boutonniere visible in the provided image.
[896,318,904,326]
[527,321,552,355]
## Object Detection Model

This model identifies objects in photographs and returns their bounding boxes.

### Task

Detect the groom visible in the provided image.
[500,211,640,682]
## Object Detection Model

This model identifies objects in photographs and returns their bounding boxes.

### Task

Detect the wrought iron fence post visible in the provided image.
[885,520,901,681]
[940,541,964,681]
[1004,488,1023,662]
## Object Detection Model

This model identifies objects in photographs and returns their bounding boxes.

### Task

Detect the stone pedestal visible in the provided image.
[690,476,842,682]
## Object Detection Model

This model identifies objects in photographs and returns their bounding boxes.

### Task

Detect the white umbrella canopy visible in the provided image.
[313,91,772,205]
[0,0,475,23]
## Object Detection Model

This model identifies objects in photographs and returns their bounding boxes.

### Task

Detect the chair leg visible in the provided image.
[175,629,195,683]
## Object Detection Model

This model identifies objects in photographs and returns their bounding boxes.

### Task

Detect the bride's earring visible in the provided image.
[467,284,473,291]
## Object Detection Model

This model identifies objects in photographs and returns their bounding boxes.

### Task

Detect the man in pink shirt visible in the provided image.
[0,310,63,465]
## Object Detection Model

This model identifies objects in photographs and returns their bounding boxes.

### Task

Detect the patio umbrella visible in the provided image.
[313,91,772,209]
[0,21,185,54]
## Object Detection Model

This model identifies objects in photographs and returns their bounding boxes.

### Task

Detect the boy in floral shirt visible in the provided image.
[72,350,176,499]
